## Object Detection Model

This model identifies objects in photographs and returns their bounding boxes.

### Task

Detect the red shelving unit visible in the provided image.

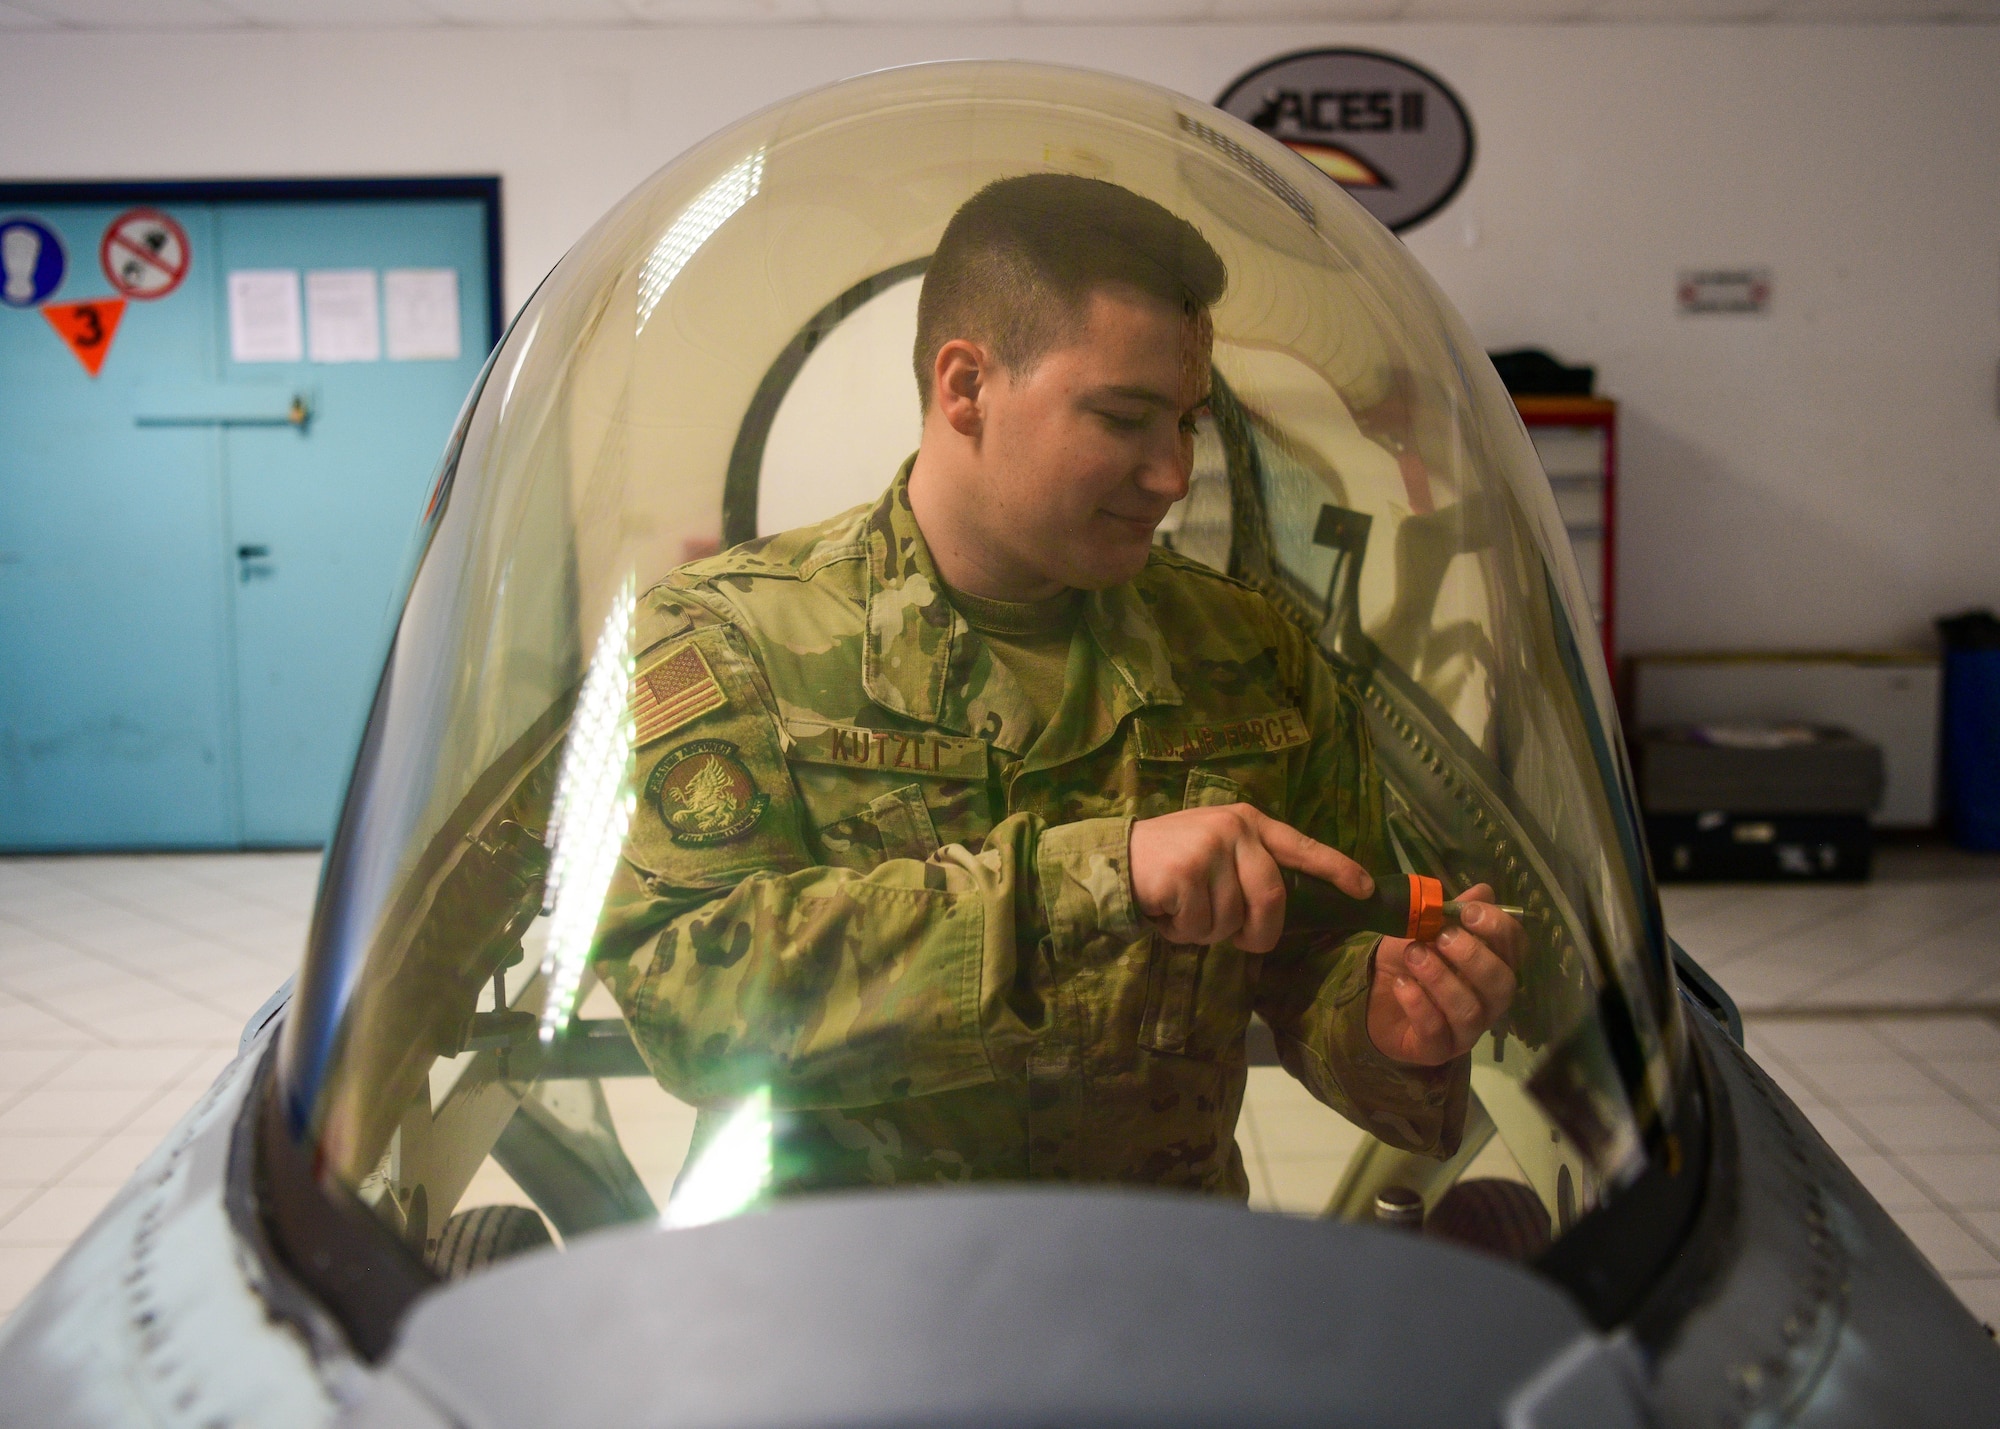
[1516,395,1618,671]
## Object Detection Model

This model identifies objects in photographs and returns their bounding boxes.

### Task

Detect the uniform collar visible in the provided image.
[1080,579,1184,715]
[861,461,1183,750]
[860,459,964,729]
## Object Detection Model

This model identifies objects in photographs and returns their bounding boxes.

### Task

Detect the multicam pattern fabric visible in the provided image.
[593,464,1467,1199]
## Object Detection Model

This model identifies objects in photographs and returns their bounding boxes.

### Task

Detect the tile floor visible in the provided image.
[0,852,313,1317]
[2,844,1998,1328]
[1662,843,2000,1329]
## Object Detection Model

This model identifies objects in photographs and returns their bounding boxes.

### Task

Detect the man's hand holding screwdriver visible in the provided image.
[1128,803,1523,1067]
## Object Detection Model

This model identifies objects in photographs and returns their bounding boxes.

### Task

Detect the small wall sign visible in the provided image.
[1677,268,1772,315]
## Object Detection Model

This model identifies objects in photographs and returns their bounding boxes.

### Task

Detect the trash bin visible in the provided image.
[1937,610,2000,851]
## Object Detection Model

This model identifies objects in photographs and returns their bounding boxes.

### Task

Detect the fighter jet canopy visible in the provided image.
[276,62,1683,1305]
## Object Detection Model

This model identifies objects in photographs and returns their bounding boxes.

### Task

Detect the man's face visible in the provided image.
[973,285,1211,591]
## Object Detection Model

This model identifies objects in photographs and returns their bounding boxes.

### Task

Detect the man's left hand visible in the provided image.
[1366,884,1523,1066]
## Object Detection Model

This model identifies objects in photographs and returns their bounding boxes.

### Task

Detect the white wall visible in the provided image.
[4,22,1996,654]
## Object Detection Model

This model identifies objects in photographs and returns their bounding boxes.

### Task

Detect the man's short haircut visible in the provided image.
[914,174,1227,410]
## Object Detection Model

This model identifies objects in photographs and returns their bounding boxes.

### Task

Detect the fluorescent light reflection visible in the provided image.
[538,579,638,1045]
[664,1086,774,1230]
[496,309,542,424]
[635,149,765,337]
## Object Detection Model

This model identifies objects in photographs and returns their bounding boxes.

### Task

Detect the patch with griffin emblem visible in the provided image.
[646,739,769,847]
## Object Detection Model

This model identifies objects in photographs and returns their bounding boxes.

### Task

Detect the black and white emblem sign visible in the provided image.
[1216,49,1474,234]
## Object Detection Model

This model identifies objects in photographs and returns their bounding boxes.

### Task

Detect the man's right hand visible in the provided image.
[1128,803,1374,953]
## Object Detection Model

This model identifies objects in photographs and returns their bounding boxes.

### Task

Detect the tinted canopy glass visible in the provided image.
[278,61,1681,1288]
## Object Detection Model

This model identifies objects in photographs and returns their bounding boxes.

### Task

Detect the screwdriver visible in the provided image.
[1283,871,1526,942]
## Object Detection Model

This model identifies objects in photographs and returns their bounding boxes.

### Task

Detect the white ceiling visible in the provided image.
[1,0,1995,28]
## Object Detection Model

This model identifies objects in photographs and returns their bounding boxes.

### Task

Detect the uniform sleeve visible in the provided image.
[598,812,1141,1111]
[1251,626,1470,1158]
[593,589,1139,1112]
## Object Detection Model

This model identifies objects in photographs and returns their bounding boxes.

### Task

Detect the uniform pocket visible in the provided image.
[1138,767,1254,1061]
[1183,767,1246,810]
[866,783,941,861]
[814,782,941,870]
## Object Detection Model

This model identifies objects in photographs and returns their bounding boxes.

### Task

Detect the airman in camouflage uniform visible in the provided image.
[579,172,1517,1201]
[593,464,1468,1197]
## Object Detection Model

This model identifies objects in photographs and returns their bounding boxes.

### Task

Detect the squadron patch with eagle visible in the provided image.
[647,738,769,847]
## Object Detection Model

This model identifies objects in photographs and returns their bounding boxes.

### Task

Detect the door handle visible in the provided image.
[237,544,275,583]
[134,388,315,427]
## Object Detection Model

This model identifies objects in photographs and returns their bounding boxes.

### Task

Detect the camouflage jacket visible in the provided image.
[595,468,1466,1199]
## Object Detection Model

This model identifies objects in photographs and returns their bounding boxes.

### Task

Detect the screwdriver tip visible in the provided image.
[1443,901,1528,920]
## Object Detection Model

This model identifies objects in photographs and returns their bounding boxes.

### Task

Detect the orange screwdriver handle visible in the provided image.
[1403,874,1446,942]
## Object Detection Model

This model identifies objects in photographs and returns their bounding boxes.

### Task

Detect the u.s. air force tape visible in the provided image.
[1133,708,1310,762]
[785,721,989,780]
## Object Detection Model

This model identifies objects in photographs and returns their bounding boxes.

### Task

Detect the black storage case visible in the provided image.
[1638,726,1883,883]
[1646,811,1874,883]
[1638,726,1884,815]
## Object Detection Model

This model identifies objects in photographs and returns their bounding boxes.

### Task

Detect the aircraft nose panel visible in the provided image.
[344,1189,1647,1429]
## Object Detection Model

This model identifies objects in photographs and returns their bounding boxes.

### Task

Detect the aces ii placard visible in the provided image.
[1216,49,1474,234]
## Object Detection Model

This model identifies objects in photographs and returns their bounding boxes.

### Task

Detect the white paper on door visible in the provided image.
[227,269,303,364]
[383,268,462,361]
[305,269,381,363]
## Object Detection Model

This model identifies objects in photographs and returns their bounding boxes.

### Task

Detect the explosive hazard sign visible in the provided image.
[43,298,127,377]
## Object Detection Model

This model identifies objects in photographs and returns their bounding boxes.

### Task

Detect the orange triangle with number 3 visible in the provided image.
[43,298,127,377]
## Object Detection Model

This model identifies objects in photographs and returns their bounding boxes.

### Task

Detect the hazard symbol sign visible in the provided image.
[100,208,189,301]
[44,298,127,377]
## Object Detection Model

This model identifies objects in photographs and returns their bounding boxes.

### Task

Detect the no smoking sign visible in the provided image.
[100,208,190,300]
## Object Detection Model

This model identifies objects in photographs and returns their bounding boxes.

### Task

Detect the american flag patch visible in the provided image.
[630,641,728,747]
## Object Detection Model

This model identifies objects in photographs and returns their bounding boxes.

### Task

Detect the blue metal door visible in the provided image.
[213,200,490,845]
[0,189,493,849]
[1,203,237,847]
